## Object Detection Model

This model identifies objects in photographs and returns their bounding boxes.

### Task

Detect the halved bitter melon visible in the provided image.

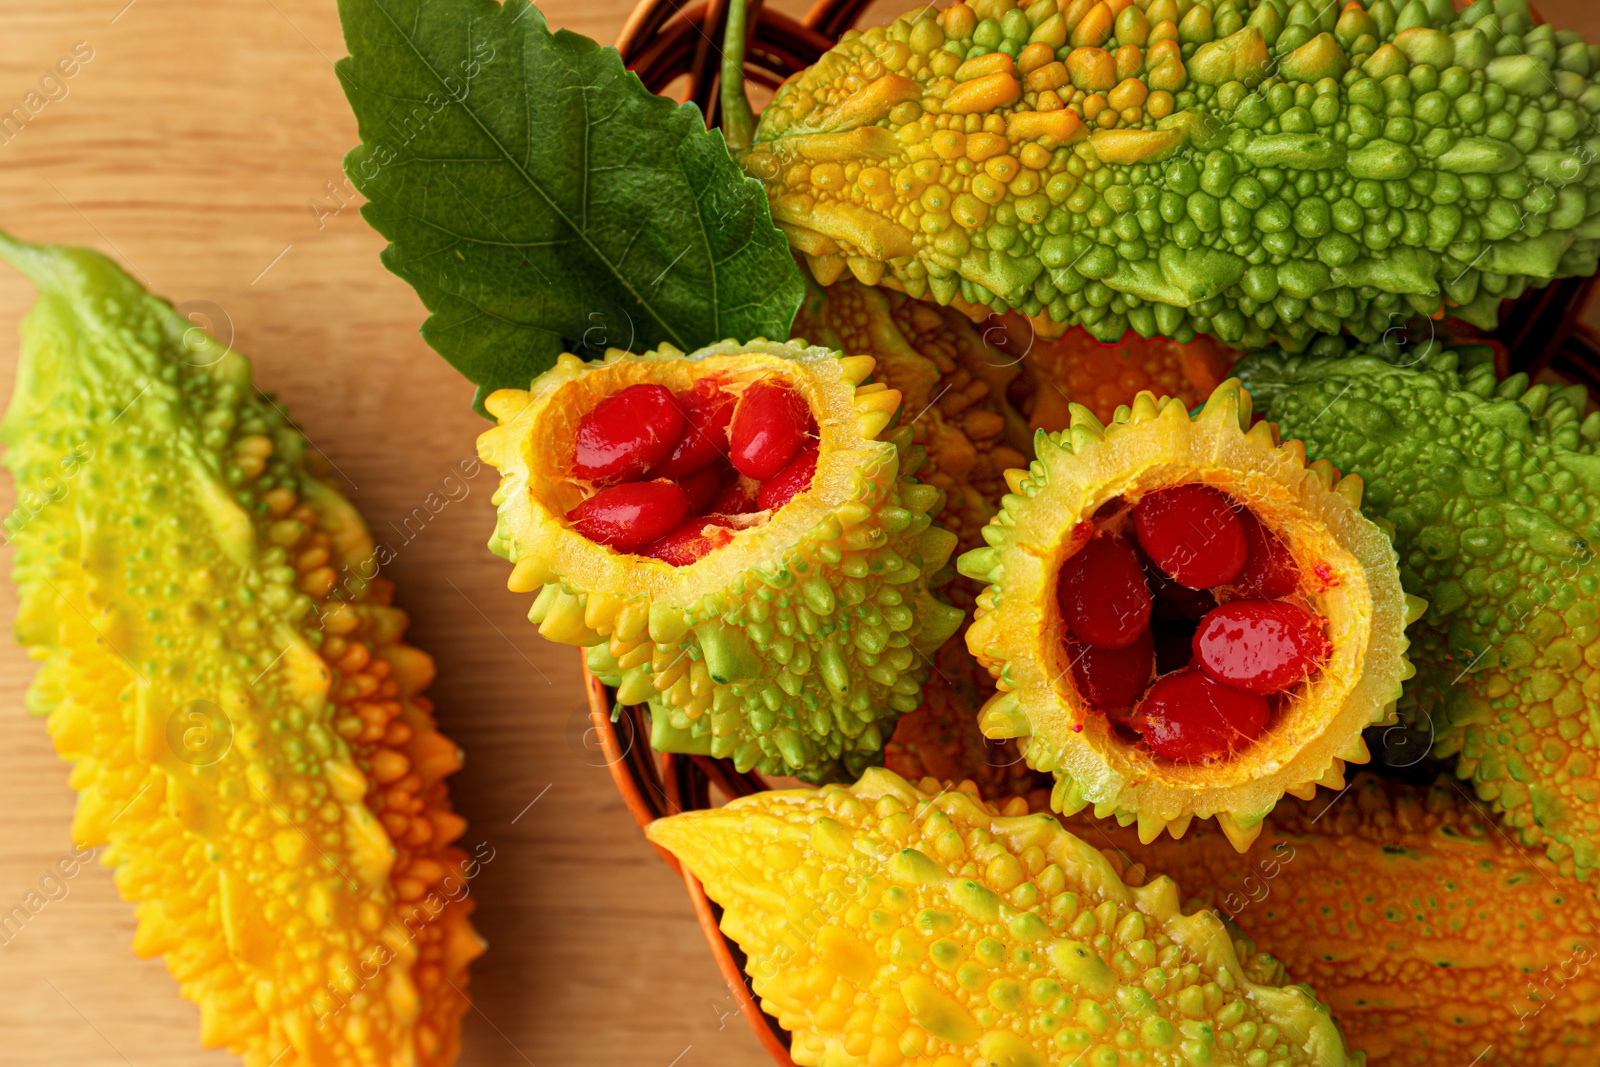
[477,340,965,782]
[647,767,1360,1067]
[956,380,1419,849]
[1,235,481,1066]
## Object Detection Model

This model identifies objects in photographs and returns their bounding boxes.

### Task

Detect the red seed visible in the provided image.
[572,384,685,485]
[757,444,818,512]
[729,378,810,480]
[1056,535,1152,650]
[568,481,689,552]
[1193,599,1332,695]
[638,518,737,566]
[650,382,735,478]
[1131,483,1247,590]
[676,462,728,515]
[1229,509,1301,598]
[1134,667,1269,763]
[1067,628,1154,711]
[710,472,761,515]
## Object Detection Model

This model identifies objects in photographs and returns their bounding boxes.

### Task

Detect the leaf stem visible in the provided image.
[720,0,755,150]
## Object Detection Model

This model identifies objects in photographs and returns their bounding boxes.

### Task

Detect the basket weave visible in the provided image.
[599,2,1600,1062]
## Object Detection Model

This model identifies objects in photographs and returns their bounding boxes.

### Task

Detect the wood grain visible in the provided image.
[0,1,1596,1066]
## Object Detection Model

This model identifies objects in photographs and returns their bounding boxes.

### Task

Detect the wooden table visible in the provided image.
[0,1,1596,1065]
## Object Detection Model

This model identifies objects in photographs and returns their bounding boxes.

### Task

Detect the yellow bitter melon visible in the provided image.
[956,379,1419,848]
[477,341,965,782]
[1081,773,1600,1066]
[0,235,482,1066]
[647,767,1361,1067]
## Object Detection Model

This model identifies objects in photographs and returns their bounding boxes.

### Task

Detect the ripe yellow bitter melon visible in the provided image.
[648,767,1360,1067]
[0,235,482,1066]
[477,341,965,782]
[957,380,1419,848]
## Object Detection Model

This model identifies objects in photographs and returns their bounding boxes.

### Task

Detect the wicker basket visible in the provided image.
[597,2,1600,1062]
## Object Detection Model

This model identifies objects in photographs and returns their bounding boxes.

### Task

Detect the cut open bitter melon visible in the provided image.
[478,340,965,782]
[957,380,1420,848]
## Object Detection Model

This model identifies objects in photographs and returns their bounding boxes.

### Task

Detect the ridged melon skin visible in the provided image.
[743,0,1600,351]
[1079,774,1600,1067]
[957,380,1420,848]
[477,341,965,782]
[648,767,1361,1067]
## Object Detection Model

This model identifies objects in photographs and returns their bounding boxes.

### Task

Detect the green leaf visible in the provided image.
[335,0,805,412]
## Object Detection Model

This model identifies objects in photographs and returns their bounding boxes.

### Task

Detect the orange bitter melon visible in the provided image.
[1080,773,1600,1066]
[791,276,1032,562]
[1007,321,1238,430]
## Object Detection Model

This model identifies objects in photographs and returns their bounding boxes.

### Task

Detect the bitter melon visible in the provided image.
[477,342,965,782]
[1010,321,1238,428]
[885,640,1044,802]
[743,0,1600,350]
[647,767,1361,1067]
[1,235,481,1066]
[1082,773,1600,1066]
[957,379,1418,848]
[791,276,1032,562]
[1238,342,1600,876]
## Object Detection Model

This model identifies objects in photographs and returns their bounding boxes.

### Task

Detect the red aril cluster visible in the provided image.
[1059,483,1332,763]
[565,375,818,565]
[729,378,811,479]
[568,481,688,552]
[1066,631,1154,717]
[1131,483,1247,589]
[1055,535,1151,649]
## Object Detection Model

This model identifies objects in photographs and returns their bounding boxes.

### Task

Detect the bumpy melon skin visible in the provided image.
[956,380,1419,849]
[1239,344,1600,877]
[477,341,964,782]
[1079,774,1600,1067]
[1,237,481,1067]
[743,0,1600,352]
[647,767,1360,1067]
